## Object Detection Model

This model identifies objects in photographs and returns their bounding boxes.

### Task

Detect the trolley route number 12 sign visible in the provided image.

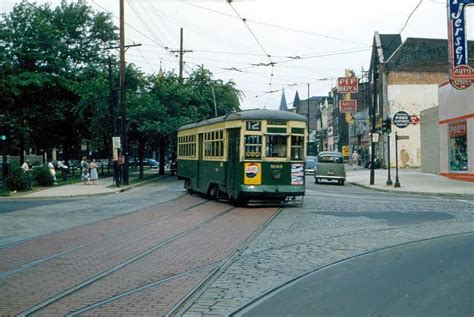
[448,0,474,89]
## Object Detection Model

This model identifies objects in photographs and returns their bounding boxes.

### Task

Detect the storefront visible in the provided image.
[438,82,474,181]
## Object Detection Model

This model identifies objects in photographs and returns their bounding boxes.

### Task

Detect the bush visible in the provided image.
[6,164,31,192]
[32,165,54,187]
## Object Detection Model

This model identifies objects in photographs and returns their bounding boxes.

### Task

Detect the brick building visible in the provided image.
[369,32,473,167]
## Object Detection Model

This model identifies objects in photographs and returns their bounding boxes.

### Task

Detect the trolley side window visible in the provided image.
[291,136,304,160]
[266,135,288,158]
[203,130,225,159]
[244,135,262,159]
[178,134,197,158]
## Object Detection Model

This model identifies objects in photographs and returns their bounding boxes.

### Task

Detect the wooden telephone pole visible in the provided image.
[170,28,193,79]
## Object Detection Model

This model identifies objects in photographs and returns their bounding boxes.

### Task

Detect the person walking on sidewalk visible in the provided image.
[89,159,99,184]
[351,151,360,170]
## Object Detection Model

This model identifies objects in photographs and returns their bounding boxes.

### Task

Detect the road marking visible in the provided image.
[457,199,474,205]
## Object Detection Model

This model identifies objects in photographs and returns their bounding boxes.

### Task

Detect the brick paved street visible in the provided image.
[0,184,277,316]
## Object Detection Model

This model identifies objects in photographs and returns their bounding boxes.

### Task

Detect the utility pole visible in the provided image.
[170,28,193,79]
[370,67,378,185]
[108,56,116,136]
[118,0,142,186]
[307,83,310,150]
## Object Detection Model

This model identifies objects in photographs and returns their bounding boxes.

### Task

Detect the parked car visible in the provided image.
[130,158,159,169]
[305,155,318,175]
[314,151,346,185]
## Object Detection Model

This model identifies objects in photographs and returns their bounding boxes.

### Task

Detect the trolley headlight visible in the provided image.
[272,169,282,180]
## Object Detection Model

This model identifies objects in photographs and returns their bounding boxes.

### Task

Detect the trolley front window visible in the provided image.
[244,135,262,159]
[291,136,304,160]
[266,135,287,158]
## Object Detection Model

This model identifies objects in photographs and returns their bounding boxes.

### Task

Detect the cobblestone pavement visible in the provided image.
[182,179,474,316]
[0,191,277,316]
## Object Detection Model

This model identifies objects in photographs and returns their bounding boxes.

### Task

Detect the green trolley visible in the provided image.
[177,109,307,204]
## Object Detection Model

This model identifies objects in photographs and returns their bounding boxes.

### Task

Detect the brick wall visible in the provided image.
[388,72,447,85]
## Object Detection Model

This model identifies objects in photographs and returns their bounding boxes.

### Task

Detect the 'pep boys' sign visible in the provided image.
[448,0,474,89]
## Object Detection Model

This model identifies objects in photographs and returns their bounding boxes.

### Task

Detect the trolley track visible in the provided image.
[1,190,278,317]
[0,194,207,275]
[18,204,238,317]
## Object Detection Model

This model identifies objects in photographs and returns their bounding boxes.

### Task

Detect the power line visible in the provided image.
[175,0,370,47]
[400,0,424,34]
[226,1,272,62]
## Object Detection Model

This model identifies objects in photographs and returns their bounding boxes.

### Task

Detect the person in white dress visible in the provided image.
[89,159,99,184]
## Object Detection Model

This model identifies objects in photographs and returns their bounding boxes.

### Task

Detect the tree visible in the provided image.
[0,0,118,162]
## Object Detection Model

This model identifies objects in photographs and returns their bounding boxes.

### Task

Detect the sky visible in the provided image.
[2,0,474,110]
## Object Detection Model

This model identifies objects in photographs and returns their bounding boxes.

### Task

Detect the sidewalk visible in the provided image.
[19,177,119,198]
[6,169,166,199]
[346,167,474,197]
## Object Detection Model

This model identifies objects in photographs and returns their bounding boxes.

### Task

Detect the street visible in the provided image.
[238,233,474,317]
[0,177,473,316]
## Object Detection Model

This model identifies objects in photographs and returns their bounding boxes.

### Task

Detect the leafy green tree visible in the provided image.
[0,0,118,162]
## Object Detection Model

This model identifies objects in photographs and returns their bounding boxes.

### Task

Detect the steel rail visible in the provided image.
[0,197,210,278]
[18,204,237,316]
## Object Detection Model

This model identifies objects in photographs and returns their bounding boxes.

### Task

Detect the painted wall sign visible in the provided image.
[337,77,359,93]
[409,115,420,125]
[339,100,357,113]
[449,121,467,137]
[448,0,474,89]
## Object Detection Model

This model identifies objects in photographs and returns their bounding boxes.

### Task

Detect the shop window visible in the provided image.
[266,135,287,158]
[449,121,468,172]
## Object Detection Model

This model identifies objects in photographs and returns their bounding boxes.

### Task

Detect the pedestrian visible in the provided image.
[21,160,32,189]
[89,159,99,184]
[351,151,360,170]
[48,161,57,184]
[80,157,90,185]
[58,160,69,181]
[21,159,30,172]
[81,167,90,185]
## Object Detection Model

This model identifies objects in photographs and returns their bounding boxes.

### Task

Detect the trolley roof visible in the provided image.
[178,109,307,131]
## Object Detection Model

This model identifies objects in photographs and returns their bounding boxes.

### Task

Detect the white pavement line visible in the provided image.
[457,199,474,205]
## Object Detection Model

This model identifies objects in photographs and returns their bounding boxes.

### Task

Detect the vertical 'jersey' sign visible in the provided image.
[448,0,474,89]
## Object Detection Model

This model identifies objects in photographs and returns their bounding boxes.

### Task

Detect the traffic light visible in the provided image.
[0,122,15,143]
[8,123,15,141]
[0,123,6,142]
[382,117,392,134]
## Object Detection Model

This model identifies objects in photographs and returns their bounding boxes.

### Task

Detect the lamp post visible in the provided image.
[394,132,401,187]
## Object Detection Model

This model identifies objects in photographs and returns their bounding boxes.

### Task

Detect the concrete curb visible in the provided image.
[349,181,474,198]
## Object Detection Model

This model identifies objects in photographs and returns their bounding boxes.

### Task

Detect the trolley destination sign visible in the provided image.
[393,111,410,128]
[447,0,474,89]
